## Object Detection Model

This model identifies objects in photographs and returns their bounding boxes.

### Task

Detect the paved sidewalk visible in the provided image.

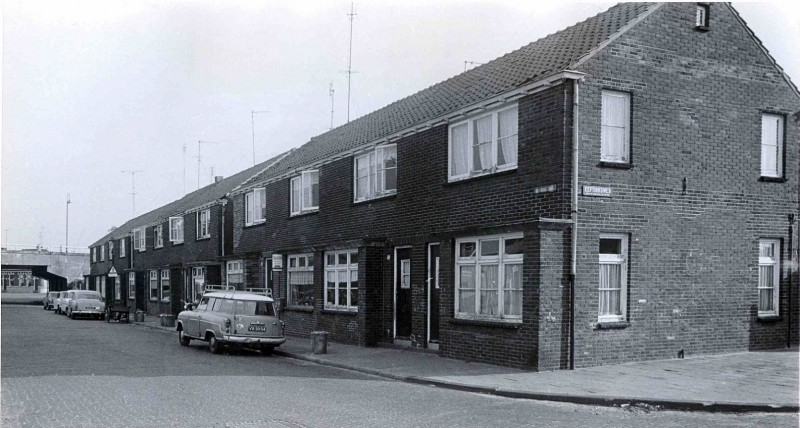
[132,318,799,413]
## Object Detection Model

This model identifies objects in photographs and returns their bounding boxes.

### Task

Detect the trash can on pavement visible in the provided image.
[160,314,175,327]
[134,310,145,322]
[311,331,329,354]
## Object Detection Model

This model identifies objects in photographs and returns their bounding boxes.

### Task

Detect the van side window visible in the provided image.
[219,299,234,314]
[211,298,224,311]
[197,296,210,311]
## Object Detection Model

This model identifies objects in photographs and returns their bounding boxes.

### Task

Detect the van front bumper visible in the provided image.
[222,335,286,346]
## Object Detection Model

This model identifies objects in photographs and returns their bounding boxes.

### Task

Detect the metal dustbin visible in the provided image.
[310,331,329,354]
[134,310,145,322]
[160,314,176,327]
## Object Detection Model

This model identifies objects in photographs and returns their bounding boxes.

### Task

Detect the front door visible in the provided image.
[427,244,440,347]
[395,248,412,339]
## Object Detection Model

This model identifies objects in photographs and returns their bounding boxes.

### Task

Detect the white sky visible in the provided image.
[2,1,798,249]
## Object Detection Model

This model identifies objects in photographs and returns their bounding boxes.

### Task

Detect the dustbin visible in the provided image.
[310,331,329,354]
[134,310,145,322]
[160,314,176,327]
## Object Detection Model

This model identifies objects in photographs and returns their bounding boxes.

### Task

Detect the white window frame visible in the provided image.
[119,238,126,258]
[758,239,780,317]
[100,244,105,262]
[324,250,359,311]
[108,241,114,259]
[169,217,184,244]
[600,90,631,164]
[92,247,97,263]
[353,144,398,202]
[190,267,206,303]
[99,276,106,297]
[448,104,518,182]
[245,188,266,226]
[290,170,319,216]
[128,272,135,299]
[154,224,164,249]
[288,254,315,307]
[598,233,628,323]
[134,228,145,252]
[226,260,243,289]
[695,3,709,28]
[454,233,523,321]
[197,209,211,239]
[160,270,170,303]
[149,270,158,301]
[760,113,784,178]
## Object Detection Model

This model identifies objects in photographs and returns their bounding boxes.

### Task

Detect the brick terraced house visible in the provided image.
[88,3,798,370]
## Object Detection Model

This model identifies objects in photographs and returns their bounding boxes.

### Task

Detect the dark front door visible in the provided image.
[395,248,412,338]
[428,244,440,345]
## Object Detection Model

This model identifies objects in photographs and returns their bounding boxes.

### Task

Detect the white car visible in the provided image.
[65,290,106,320]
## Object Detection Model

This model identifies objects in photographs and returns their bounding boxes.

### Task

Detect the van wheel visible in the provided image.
[179,330,191,347]
[69,310,75,319]
[208,335,222,354]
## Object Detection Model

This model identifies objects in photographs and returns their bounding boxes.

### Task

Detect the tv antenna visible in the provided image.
[346,3,356,123]
[196,141,221,189]
[121,170,144,216]
[329,82,335,130]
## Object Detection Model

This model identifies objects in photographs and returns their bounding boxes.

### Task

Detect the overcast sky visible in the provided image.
[2,1,798,249]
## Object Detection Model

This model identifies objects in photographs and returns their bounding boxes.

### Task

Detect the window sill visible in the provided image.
[196,236,211,241]
[450,317,521,329]
[353,192,397,205]
[321,308,358,316]
[598,161,633,170]
[757,315,781,323]
[759,176,787,183]
[594,321,630,330]
[154,246,163,250]
[170,242,184,246]
[286,306,314,313]
[694,25,710,32]
[244,221,266,229]
[289,210,319,219]
[445,168,517,187]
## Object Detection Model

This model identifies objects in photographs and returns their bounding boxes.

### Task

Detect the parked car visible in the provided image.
[43,291,59,310]
[65,290,106,320]
[54,291,68,314]
[176,291,285,355]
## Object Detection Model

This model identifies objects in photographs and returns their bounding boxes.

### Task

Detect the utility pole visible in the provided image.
[121,170,144,217]
[251,111,269,166]
[66,193,71,253]
[197,141,221,189]
[346,3,356,123]
[329,82,335,130]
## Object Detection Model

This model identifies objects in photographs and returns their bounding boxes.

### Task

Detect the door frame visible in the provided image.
[427,243,440,350]
[393,245,413,339]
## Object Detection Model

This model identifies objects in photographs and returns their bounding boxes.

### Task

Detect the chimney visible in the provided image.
[214,176,224,183]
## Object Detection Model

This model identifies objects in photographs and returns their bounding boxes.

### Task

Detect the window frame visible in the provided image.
[226,260,243,289]
[758,239,781,317]
[245,188,266,226]
[100,244,105,262]
[197,209,211,239]
[134,228,145,252]
[119,238,126,258]
[448,104,519,182]
[288,254,315,307]
[324,250,359,311]
[169,216,184,244]
[290,170,319,216]
[454,233,523,321]
[190,267,206,303]
[600,90,632,165]
[598,233,629,323]
[154,224,164,249]
[149,270,158,301]
[353,144,398,202]
[92,247,97,263]
[108,241,114,260]
[695,3,710,29]
[160,270,170,303]
[760,113,785,179]
[128,272,135,299]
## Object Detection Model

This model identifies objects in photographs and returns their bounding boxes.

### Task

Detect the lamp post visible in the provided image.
[251,110,270,166]
[66,193,71,253]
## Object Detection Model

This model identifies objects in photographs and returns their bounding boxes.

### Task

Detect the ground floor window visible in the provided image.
[324,250,358,310]
[288,254,314,306]
[160,270,170,302]
[128,273,136,299]
[598,233,628,322]
[758,239,780,316]
[114,276,121,301]
[99,276,106,298]
[226,261,243,289]
[149,271,158,301]
[190,267,206,303]
[455,234,523,320]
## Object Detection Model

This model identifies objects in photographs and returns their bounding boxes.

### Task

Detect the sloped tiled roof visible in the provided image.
[90,151,290,247]
[237,2,656,190]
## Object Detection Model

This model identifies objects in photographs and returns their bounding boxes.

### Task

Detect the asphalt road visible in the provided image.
[1,305,793,428]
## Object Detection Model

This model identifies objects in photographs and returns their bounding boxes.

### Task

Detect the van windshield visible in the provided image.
[235,300,275,316]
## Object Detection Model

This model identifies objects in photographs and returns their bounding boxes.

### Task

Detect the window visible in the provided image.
[290,170,319,215]
[696,4,709,28]
[449,105,518,181]
[119,238,126,258]
[245,188,266,225]
[226,261,243,289]
[169,217,184,244]
[598,234,628,322]
[601,90,631,164]
[455,234,523,320]
[149,270,158,301]
[128,273,135,299]
[100,245,105,262]
[99,276,106,297]
[761,114,784,178]
[114,276,121,301]
[108,241,114,259]
[197,209,211,238]
[190,267,206,303]
[134,228,145,252]
[160,270,170,303]
[288,254,314,307]
[92,247,96,263]
[354,145,397,201]
[324,250,358,310]
[758,239,780,316]
[154,225,164,248]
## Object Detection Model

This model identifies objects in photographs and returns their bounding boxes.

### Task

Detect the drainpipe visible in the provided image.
[220,200,227,258]
[788,213,794,348]
[569,77,581,370]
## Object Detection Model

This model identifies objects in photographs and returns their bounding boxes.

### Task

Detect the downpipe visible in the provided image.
[569,77,581,370]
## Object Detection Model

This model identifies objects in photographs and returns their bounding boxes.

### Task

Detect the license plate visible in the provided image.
[248,325,267,332]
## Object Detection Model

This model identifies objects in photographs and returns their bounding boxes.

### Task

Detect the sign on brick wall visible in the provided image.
[583,186,612,197]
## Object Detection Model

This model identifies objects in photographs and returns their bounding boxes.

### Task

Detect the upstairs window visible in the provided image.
[449,105,518,181]
[354,145,397,201]
[134,228,145,252]
[108,241,114,259]
[598,234,628,322]
[601,90,631,164]
[119,238,126,258]
[290,170,319,216]
[92,247,97,263]
[154,225,164,248]
[761,114,784,178]
[100,245,105,262]
[169,217,184,244]
[197,209,211,239]
[695,4,709,29]
[758,239,780,316]
[245,188,266,226]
